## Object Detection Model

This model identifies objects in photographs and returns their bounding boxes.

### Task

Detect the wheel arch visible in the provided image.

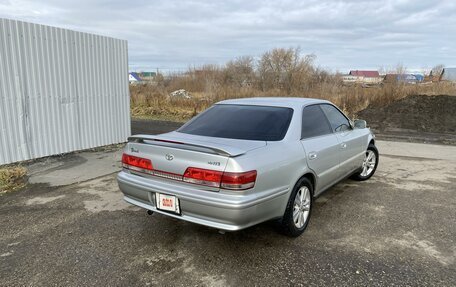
[295,172,316,197]
[367,132,376,148]
[280,171,316,236]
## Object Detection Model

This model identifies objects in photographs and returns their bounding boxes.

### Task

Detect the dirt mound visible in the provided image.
[357,95,456,144]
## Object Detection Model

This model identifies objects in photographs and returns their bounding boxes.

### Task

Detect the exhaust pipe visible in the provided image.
[147,210,154,215]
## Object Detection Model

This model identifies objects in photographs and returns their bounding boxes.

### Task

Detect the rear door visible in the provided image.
[300,105,341,193]
[320,104,364,177]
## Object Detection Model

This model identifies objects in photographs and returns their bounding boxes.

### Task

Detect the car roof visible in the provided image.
[216,97,332,109]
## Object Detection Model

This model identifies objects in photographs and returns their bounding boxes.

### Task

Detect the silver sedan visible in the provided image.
[117,97,378,237]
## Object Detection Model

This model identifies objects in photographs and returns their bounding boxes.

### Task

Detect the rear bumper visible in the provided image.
[117,171,289,231]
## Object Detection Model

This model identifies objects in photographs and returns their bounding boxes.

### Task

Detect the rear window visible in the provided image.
[178,104,294,141]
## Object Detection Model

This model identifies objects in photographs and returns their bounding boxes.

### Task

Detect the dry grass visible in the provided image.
[131,81,456,121]
[130,48,456,121]
[0,166,28,194]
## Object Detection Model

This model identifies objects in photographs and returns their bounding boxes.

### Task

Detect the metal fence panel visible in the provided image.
[0,19,130,165]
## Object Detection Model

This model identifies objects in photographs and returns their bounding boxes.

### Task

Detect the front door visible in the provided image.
[320,104,364,176]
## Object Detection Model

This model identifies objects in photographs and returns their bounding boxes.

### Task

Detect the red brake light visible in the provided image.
[183,167,257,190]
[123,155,256,191]
[183,167,223,187]
[122,154,153,171]
[221,170,257,190]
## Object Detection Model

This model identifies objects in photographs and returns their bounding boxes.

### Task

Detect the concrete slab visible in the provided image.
[27,147,123,187]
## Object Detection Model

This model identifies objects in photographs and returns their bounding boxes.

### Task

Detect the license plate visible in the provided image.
[155,193,180,214]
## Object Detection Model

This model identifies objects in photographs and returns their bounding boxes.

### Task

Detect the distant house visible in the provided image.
[341,75,358,84]
[129,72,142,83]
[413,74,424,82]
[349,70,380,78]
[398,74,419,84]
[440,68,456,82]
[137,71,157,82]
[139,72,157,78]
[344,70,382,85]
[383,74,395,84]
[383,74,423,84]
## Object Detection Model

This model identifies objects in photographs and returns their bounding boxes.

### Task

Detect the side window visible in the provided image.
[301,105,332,139]
[320,104,351,132]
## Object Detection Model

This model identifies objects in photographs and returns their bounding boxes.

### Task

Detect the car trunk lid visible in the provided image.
[125,132,266,191]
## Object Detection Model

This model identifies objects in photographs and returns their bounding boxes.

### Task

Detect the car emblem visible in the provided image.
[165,154,174,161]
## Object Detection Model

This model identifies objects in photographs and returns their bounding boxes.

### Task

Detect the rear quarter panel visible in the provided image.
[223,141,310,219]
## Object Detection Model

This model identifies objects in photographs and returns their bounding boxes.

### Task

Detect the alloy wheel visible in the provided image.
[361,150,376,177]
[293,186,311,228]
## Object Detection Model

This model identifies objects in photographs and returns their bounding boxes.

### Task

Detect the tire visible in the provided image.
[351,144,379,181]
[280,177,313,237]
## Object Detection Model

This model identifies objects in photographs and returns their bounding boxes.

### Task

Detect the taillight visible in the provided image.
[122,153,257,191]
[183,167,223,187]
[183,167,257,190]
[221,170,257,190]
[122,154,153,171]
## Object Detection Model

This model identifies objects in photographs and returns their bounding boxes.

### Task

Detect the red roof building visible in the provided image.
[349,70,380,77]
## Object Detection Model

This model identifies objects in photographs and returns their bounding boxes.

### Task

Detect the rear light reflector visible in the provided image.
[122,154,153,172]
[183,167,257,190]
[183,167,223,187]
[221,170,257,190]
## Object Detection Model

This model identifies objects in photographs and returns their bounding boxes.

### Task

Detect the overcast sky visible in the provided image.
[1,0,455,73]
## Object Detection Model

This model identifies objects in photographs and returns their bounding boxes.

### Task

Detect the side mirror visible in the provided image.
[353,119,367,129]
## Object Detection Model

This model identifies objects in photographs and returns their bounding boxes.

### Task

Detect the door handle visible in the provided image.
[341,143,347,149]
[308,152,317,160]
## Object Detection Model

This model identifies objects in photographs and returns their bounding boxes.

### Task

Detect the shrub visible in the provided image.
[130,48,456,121]
[0,166,27,193]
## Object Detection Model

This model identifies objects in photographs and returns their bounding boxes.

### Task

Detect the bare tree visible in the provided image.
[224,56,255,87]
[431,64,444,77]
[257,47,316,93]
[395,63,407,75]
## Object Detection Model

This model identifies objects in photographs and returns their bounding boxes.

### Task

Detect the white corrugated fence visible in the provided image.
[0,18,131,165]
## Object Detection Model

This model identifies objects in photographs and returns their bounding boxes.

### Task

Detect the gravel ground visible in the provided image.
[0,138,455,286]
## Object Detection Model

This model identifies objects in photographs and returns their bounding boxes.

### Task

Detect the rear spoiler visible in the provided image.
[127,134,246,157]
